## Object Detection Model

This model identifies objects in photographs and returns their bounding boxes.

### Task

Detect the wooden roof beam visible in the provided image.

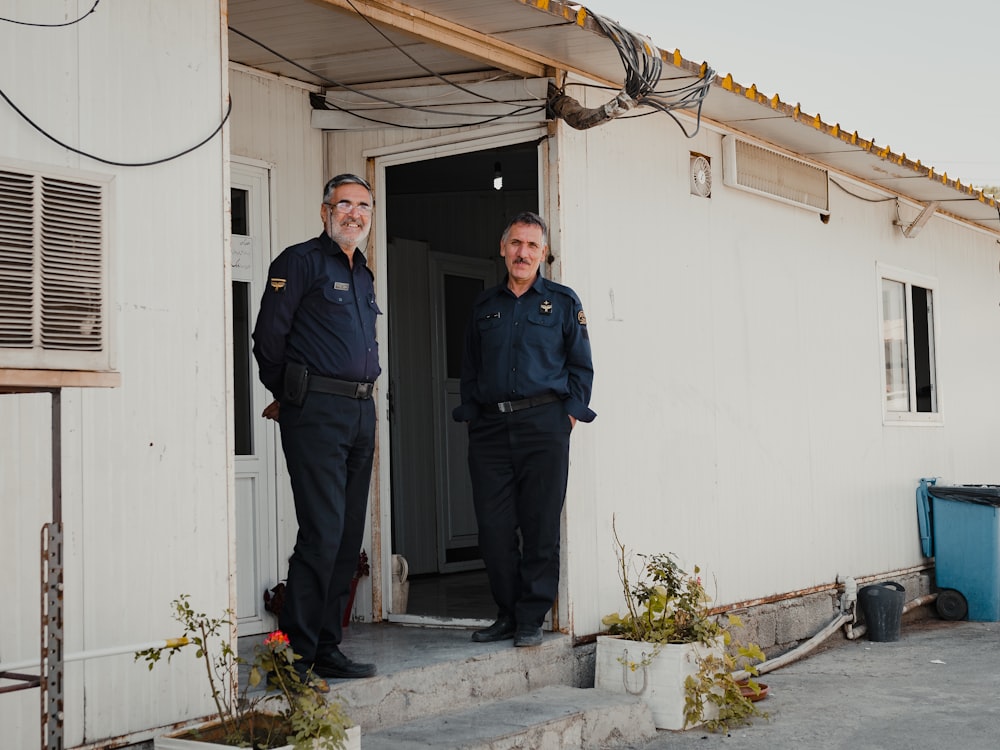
[315,0,549,79]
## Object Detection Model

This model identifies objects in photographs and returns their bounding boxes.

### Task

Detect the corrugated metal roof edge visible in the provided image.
[520,0,998,213]
[711,69,999,210]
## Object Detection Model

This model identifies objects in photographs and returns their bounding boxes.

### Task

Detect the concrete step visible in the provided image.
[360,684,657,750]
[327,626,588,732]
[241,623,652,747]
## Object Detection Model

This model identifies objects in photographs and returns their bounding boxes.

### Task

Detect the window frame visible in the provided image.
[877,263,942,424]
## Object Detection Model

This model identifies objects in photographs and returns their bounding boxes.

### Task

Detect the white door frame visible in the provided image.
[368,126,548,621]
[231,158,278,635]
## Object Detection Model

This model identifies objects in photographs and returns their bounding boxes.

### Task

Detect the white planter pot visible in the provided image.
[154,723,360,750]
[594,635,720,730]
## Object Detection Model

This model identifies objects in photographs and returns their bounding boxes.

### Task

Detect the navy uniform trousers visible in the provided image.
[277,391,375,665]
[468,400,572,629]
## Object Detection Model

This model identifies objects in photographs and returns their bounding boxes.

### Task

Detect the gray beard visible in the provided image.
[327,214,370,250]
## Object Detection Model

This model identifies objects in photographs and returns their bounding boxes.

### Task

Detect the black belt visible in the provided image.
[481,393,560,414]
[309,374,374,399]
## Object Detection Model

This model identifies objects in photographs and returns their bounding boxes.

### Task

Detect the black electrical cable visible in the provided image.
[0,0,99,27]
[0,85,232,167]
[311,96,544,131]
[547,8,713,136]
[229,26,546,128]
[567,79,712,97]
[592,15,664,101]
[830,178,896,203]
[341,0,535,107]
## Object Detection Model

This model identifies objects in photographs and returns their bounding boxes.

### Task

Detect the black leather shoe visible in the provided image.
[514,626,543,647]
[313,647,376,679]
[471,616,516,643]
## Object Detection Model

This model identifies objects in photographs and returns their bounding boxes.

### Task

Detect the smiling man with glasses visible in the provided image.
[252,173,381,684]
[325,199,373,216]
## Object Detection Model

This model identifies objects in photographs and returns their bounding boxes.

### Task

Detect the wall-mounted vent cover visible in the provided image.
[722,136,829,215]
[0,165,113,371]
[690,153,712,198]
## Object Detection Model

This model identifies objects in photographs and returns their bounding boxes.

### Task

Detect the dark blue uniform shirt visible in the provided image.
[454,273,595,423]
[252,233,381,400]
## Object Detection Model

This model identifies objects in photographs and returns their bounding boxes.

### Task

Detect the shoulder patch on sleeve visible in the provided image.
[270,278,286,292]
[577,309,587,326]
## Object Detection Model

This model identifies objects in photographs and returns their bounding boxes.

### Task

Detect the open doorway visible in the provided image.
[384,141,540,622]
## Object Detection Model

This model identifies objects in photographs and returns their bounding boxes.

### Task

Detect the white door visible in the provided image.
[429,253,497,573]
[231,161,277,635]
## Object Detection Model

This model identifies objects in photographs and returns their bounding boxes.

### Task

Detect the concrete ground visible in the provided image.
[126,612,1000,749]
[620,617,1000,750]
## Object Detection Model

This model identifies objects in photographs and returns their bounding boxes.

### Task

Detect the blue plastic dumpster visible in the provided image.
[916,478,1000,621]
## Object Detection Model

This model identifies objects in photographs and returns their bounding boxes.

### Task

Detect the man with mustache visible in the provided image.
[453,211,595,647]
[252,173,380,681]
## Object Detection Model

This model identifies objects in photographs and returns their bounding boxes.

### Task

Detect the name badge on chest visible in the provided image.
[334,281,350,291]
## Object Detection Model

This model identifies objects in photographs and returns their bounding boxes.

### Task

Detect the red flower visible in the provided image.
[264,630,290,647]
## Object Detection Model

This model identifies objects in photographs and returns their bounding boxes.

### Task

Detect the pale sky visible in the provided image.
[582,0,999,188]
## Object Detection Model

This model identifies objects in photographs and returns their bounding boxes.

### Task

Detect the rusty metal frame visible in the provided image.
[0,389,64,749]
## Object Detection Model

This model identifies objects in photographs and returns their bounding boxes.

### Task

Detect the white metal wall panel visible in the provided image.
[557,83,1000,637]
[227,67,325,607]
[0,392,52,698]
[1,2,230,748]
[229,68,324,255]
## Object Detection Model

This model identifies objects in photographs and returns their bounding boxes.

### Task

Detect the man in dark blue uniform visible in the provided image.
[453,211,595,647]
[252,173,380,680]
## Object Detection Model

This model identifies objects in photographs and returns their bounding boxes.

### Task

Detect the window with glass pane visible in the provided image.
[444,274,485,379]
[231,187,252,454]
[231,188,249,235]
[881,274,937,416]
[882,280,909,411]
[233,281,253,454]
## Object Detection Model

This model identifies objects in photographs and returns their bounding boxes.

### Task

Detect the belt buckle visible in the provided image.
[497,401,513,414]
[355,382,372,399]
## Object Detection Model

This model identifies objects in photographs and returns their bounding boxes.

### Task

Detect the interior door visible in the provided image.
[429,253,497,573]
[387,238,437,576]
[231,161,277,635]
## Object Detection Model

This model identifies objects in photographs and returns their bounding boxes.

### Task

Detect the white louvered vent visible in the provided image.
[722,136,829,215]
[0,164,113,371]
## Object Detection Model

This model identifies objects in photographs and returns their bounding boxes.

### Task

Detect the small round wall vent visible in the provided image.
[690,154,712,198]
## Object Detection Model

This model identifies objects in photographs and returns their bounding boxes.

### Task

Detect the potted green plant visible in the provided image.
[136,595,358,750]
[596,522,767,732]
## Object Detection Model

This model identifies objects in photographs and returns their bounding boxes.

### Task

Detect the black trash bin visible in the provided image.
[858,582,905,642]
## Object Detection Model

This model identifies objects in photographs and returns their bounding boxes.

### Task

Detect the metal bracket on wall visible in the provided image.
[42,522,64,750]
[896,201,940,238]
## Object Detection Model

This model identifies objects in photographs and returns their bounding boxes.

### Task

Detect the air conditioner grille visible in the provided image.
[722,136,829,213]
[41,179,105,350]
[0,165,110,366]
[0,170,36,347]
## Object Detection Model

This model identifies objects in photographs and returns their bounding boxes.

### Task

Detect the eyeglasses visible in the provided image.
[325,200,372,216]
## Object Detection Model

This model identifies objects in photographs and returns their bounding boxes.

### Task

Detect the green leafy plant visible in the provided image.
[602,521,767,732]
[135,594,351,749]
[681,617,768,731]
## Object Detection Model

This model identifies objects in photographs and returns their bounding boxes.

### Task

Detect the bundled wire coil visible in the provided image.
[549,11,715,136]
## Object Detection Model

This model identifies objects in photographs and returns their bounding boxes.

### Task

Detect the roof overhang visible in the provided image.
[227,0,999,234]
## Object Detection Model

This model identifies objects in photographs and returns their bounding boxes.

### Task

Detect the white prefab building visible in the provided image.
[2,1,998,747]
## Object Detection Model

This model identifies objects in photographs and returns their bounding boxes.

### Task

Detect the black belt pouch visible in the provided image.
[283,361,310,406]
